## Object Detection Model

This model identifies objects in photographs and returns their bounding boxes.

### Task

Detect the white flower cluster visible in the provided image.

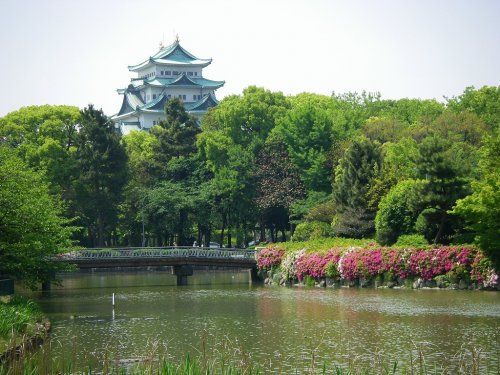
[281,249,305,280]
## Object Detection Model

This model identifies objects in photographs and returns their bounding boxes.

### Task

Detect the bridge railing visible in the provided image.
[59,247,256,261]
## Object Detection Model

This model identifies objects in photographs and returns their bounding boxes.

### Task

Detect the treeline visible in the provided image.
[0,86,498,269]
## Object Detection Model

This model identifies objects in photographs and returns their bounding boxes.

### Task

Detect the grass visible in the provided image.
[0,296,43,353]
[278,237,374,254]
[1,329,493,374]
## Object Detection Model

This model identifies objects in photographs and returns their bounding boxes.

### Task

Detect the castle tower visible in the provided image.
[112,39,224,134]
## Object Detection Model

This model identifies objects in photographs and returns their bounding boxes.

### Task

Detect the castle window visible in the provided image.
[166,71,171,75]
[198,95,201,100]
[188,72,193,76]
[160,71,164,75]
[173,71,179,75]
[167,94,171,98]
[194,72,198,76]
[193,95,197,100]
[152,94,157,99]
[153,121,156,125]
[183,95,186,100]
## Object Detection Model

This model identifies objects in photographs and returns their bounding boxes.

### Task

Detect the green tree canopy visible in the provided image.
[332,137,381,238]
[375,179,426,246]
[0,147,75,287]
[73,105,128,247]
[453,132,500,268]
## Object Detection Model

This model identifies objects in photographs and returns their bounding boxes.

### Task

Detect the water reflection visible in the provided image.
[29,270,500,373]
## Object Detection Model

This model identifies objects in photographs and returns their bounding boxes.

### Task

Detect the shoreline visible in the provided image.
[0,318,51,364]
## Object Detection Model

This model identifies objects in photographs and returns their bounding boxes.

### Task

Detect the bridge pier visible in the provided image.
[172,265,193,286]
[249,267,261,284]
[41,281,51,291]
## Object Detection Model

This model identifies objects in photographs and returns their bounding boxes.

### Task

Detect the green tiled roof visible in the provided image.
[116,90,144,116]
[128,41,212,71]
[129,74,224,90]
[185,93,219,111]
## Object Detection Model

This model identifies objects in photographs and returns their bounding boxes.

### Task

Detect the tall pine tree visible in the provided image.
[74,105,128,247]
[332,137,381,238]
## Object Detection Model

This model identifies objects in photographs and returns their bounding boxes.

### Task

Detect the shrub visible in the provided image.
[375,180,425,245]
[324,261,340,279]
[292,221,333,241]
[280,249,305,280]
[295,249,342,280]
[470,251,499,287]
[407,246,474,280]
[446,264,470,284]
[303,275,316,287]
[256,246,285,270]
[394,234,428,247]
[258,242,497,288]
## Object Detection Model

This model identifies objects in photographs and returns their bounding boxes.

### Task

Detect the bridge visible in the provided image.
[55,247,258,287]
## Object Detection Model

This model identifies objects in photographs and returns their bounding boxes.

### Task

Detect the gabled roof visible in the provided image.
[185,93,219,112]
[128,40,212,71]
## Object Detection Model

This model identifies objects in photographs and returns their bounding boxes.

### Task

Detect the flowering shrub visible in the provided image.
[256,246,284,270]
[470,251,499,287]
[258,243,497,288]
[294,249,342,280]
[281,249,305,280]
[407,246,474,280]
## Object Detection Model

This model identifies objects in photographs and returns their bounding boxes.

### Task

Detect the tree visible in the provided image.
[375,179,426,245]
[119,131,158,246]
[73,105,128,247]
[453,132,500,268]
[362,116,407,144]
[0,105,80,198]
[150,98,200,177]
[0,147,75,287]
[198,87,289,245]
[272,93,336,192]
[447,85,500,131]
[254,139,305,241]
[332,137,381,238]
[416,135,469,244]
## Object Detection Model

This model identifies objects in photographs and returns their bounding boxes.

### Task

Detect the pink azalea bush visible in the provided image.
[295,249,342,281]
[407,246,474,280]
[470,251,499,287]
[257,243,498,288]
[256,246,285,270]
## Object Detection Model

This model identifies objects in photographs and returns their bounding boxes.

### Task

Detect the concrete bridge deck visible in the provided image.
[55,247,258,286]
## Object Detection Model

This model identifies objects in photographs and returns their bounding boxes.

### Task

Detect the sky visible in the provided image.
[0,0,498,116]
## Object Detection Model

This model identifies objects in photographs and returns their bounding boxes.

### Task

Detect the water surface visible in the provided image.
[30,270,500,373]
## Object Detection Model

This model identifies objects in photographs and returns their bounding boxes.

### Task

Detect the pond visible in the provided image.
[29,270,500,373]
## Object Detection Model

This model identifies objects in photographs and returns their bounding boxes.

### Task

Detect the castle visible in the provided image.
[112,38,224,134]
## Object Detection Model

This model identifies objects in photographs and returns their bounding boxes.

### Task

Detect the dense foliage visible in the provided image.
[0,85,498,277]
[0,148,74,286]
[257,244,498,288]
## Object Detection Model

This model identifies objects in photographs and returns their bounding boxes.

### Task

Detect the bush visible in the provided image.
[446,264,470,284]
[324,261,340,279]
[292,221,333,241]
[375,180,425,245]
[258,242,498,288]
[295,249,342,280]
[394,234,428,247]
[303,275,316,287]
[256,246,285,271]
